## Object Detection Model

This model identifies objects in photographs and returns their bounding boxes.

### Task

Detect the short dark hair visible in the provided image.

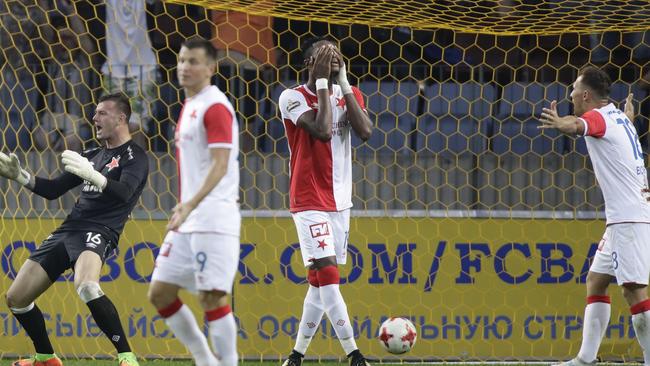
[579,66,611,99]
[181,37,218,62]
[300,36,337,63]
[98,92,131,122]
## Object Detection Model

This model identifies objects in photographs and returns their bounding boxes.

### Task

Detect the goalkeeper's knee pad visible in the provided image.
[77,281,104,303]
[9,302,34,314]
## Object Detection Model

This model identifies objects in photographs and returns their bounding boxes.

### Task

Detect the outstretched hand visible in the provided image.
[61,150,107,191]
[624,93,635,122]
[539,100,560,129]
[0,152,30,185]
[539,100,581,135]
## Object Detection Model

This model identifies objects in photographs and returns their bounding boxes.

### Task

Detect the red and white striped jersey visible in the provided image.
[174,85,240,235]
[278,84,365,213]
[581,103,650,225]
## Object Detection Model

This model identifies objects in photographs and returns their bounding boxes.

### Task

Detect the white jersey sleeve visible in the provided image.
[279,89,313,125]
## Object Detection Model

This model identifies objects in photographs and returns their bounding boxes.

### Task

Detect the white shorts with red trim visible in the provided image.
[151,231,239,293]
[590,223,650,286]
[292,209,350,267]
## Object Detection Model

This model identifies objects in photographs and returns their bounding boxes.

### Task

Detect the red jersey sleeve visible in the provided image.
[203,103,233,144]
[580,109,606,138]
[351,86,366,109]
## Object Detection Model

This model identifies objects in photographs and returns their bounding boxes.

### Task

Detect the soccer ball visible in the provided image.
[378,317,417,354]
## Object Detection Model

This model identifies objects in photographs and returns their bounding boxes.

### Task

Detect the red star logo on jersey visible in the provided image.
[401,324,417,347]
[317,240,328,250]
[379,327,393,348]
[190,109,197,118]
[105,156,120,172]
[336,97,346,108]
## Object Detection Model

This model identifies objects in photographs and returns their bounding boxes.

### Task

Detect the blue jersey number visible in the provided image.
[616,117,643,160]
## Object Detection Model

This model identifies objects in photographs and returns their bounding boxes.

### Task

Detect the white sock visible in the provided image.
[577,296,611,363]
[295,285,325,354]
[162,303,217,366]
[319,284,357,354]
[207,306,238,366]
[631,300,650,365]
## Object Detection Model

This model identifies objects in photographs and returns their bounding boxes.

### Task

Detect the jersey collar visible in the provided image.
[185,84,213,102]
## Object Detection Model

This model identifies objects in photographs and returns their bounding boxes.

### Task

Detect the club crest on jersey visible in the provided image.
[286,99,301,112]
[105,156,121,172]
[336,97,345,108]
[309,222,330,238]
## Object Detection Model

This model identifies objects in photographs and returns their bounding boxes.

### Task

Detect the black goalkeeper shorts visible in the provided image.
[29,230,116,282]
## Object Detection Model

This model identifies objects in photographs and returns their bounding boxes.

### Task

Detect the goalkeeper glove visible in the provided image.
[61,150,107,191]
[0,152,31,186]
[336,61,353,95]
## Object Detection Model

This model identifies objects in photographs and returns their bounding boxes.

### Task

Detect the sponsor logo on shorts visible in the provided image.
[309,222,330,238]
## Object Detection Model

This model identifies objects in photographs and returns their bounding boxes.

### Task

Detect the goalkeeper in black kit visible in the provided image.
[2,93,148,366]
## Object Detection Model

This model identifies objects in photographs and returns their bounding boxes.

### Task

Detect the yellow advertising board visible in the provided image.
[0,217,642,361]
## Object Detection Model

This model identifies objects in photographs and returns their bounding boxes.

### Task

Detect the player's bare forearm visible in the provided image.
[539,115,584,136]
[540,101,585,136]
[555,116,585,136]
[313,89,333,140]
[345,95,373,141]
[297,91,333,141]
[185,148,229,210]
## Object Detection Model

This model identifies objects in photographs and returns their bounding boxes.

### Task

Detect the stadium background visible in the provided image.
[1,0,650,362]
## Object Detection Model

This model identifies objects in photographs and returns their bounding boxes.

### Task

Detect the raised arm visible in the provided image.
[624,93,635,123]
[31,173,83,200]
[0,152,82,200]
[295,46,335,141]
[539,100,585,136]
[336,57,373,141]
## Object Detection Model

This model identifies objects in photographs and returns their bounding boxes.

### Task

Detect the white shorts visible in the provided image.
[151,231,240,293]
[590,223,650,286]
[292,209,350,267]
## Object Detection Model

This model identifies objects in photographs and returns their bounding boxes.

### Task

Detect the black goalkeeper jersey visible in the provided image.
[32,140,149,243]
